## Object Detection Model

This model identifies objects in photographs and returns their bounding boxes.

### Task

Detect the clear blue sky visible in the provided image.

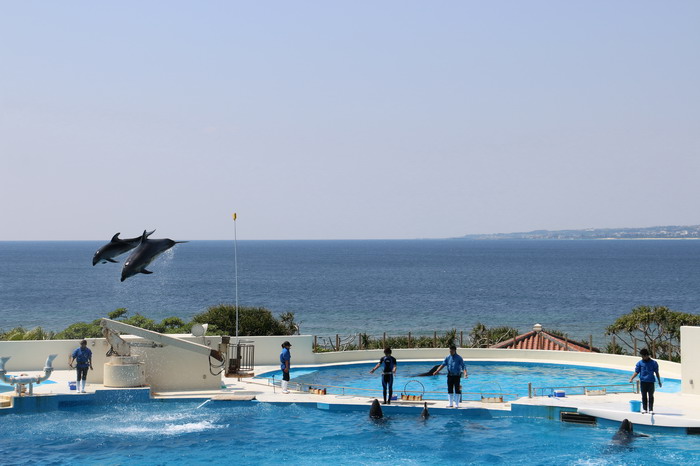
[1,1,698,240]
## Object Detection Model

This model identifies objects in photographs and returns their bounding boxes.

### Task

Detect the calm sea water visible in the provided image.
[1,240,699,341]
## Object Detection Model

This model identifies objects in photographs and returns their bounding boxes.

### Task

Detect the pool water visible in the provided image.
[260,362,681,400]
[1,379,56,393]
[1,401,698,465]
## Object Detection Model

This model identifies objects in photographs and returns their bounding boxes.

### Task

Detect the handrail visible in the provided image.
[258,377,518,400]
[528,382,636,398]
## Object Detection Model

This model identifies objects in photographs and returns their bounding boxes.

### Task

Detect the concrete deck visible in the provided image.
[3,365,700,435]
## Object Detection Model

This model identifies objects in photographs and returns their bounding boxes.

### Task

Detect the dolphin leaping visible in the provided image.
[120,230,187,281]
[93,230,155,265]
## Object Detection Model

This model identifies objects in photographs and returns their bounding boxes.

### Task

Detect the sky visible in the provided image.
[1,1,699,241]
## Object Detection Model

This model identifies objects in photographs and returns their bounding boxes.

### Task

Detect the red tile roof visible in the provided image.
[490,330,598,352]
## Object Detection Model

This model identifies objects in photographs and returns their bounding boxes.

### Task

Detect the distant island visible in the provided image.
[459,225,700,240]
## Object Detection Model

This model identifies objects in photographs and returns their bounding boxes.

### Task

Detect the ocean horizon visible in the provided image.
[2,239,699,344]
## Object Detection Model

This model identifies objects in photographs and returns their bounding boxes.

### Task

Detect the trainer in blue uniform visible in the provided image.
[433,344,468,408]
[68,339,93,393]
[629,348,662,413]
[280,341,292,394]
[370,348,397,404]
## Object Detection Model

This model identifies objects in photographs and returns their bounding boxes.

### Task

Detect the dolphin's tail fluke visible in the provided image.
[421,401,430,418]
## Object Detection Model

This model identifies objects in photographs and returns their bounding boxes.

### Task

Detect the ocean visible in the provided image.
[1,239,699,343]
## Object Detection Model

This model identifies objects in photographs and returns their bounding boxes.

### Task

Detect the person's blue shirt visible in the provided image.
[379,355,397,375]
[635,358,659,383]
[280,347,291,371]
[71,347,92,368]
[443,353,465,375]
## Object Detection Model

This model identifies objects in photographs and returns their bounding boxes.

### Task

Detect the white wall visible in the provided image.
[231,335,316,365]
[681,326,700,395]
[1,333,689,391]
[311,347,682,377]
[0,335,224,392]
[0,339,107,380]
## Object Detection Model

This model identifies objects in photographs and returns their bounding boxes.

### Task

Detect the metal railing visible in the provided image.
[225,338,255,376]
[528,382,638,398]
[262,376,518,401]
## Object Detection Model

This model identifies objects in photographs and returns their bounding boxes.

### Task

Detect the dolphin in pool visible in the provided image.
[611,419,634,445]
[417,365,441,377]
[610,419,648,446]
[120,231,187,281]
[93,230,155,265]
[421,402,430,419]
[369,399,383,419]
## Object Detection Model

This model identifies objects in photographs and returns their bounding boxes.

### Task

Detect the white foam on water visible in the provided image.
[111,420,221,436]
[162,420,220,435]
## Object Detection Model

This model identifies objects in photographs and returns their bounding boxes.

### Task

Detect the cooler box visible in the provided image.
[629,400,641,412]
[553,390,565,397]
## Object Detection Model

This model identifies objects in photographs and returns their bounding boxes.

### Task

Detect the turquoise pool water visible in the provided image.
[259,361,681,400]
[1,401,698,465]
[1,379,56,393]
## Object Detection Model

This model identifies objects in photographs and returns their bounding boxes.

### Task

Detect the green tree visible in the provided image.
[191,304,298,336]
[0,327,54,340]
[54,321,103,340]
[468,323,519,348]
[606,305,700,361]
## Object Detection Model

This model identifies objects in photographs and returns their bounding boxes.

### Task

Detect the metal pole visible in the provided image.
[233,213,239,339]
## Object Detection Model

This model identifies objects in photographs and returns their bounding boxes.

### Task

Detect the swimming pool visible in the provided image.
[259,361,681,400]
[2,400,697,465]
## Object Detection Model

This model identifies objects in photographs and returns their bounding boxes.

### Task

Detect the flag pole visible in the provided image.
[232,213,239,339]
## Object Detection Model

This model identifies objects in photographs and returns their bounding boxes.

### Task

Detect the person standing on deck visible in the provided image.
[68,339,93,393]
[629,348,662,414]
[370,347,397,404]
[433,345,468,408]
[280,341,292,394]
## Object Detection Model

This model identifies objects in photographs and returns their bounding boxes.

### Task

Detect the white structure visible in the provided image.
[2,327,700,393]
[681,326,700,395]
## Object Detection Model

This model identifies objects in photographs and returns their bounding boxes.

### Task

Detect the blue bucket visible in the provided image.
[629,400,641,412]
[68,381,77,391]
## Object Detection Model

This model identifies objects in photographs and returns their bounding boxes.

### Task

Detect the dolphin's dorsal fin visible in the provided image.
[111,233,121,242]
[139,230,149,244]
[145,229,156,238]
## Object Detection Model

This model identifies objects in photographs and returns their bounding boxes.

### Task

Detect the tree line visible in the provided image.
[1,305,698,362]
